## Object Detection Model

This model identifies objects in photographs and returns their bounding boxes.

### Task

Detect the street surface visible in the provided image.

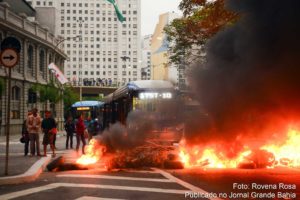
[0,134,300,200]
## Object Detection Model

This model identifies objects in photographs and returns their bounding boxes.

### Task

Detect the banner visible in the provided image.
[48,63,68,84]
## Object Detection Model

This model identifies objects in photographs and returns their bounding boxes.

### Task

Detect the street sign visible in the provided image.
[0,37,21,53]
[0,48,19,68]
[0,37,21,175]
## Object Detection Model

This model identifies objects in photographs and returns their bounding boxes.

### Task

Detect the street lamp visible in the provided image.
[54,35,81,50]
[77,20,84,101]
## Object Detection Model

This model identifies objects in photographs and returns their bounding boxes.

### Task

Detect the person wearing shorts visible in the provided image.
[41,111,57,157]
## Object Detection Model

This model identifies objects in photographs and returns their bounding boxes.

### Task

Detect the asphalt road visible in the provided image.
[0,134,299,200]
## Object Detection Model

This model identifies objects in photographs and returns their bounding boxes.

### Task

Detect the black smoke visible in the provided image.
[186,0,300,147]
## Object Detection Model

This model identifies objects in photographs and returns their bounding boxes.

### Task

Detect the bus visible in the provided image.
[71,101,104,120]
[102,80,177,130]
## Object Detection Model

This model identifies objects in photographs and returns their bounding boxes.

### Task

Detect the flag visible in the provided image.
[48,63,68,84]
[106,0,125,22]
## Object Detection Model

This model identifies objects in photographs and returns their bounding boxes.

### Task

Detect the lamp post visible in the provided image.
[54,35,81,50]
[77,20,84,101]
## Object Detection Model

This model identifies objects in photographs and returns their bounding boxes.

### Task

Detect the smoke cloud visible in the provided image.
[186,0,300,147]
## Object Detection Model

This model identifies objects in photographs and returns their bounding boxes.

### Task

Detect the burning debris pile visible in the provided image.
[76,111,183,170]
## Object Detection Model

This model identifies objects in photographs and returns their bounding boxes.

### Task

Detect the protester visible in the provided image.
[22,110,32,156]
[76,115,86,154]
[64,116,75,149]
[41,111,57,157]
[27,108,42,156]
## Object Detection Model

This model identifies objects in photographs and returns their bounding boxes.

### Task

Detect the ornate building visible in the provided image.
[0,1,67,135]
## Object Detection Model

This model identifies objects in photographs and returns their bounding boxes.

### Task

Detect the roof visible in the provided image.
[104,80,175,102]
[1,0,36,16]
[127,80,174,90]
[71,101,103,108]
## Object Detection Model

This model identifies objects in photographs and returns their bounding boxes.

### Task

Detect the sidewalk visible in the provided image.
[0,131,67,185]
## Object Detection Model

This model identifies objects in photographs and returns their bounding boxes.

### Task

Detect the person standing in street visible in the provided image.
[76,115,86,154]
[22,110,32,156]
[41,111,57,157]
[27,108,42,156]
[64,116,75,149]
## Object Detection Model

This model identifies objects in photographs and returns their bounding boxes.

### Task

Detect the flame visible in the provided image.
[179,129,300,169]
[76,139,106,166]
[262,129,300,167]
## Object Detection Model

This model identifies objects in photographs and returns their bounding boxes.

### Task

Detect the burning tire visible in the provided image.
[46,156,64,171]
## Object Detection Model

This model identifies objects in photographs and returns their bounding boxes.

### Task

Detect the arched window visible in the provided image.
[11,86,21,119]
[12,86,20,100]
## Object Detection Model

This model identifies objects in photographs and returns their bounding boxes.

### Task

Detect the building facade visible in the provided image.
[141,34,151,80]
[0,2,66,135]
[27,0,142,87]
[151,12,179,84]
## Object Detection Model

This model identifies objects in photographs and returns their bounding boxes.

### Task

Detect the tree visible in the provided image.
[62,85,79,116]
[164,0,238,65]
[31,81,62,111]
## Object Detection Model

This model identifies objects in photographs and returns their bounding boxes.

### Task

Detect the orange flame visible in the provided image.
[179,129,300,168]
[262,129,300,167]
[76,139,106,165]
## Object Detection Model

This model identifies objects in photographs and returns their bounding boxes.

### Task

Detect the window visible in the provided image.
[27,45,33,71]
[39,49,45,74]
[12,86,20,100]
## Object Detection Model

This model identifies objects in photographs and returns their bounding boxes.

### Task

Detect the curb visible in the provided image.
[0,156,51,185]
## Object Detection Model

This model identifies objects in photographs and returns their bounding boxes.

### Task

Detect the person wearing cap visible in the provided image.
[27,108,42,156]
[41,111,57,157]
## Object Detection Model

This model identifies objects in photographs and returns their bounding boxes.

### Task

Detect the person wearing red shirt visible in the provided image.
[76,115,86,154]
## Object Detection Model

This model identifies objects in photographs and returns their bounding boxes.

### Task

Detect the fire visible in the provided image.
[179,143,251,168]
[262,129,300,167]
[179,129,300,169]
[76,139,106,166]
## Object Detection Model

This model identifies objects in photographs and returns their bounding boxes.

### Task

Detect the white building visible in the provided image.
[27,0,142,87]
[141,34,152,80]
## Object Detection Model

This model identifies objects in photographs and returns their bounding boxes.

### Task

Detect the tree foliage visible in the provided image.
[164,0,238,65]
[31,81,62,104]
[63,85,79,110]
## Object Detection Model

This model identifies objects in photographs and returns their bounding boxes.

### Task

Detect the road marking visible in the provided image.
[0,183,190,199]
[57,174,172,182]
[153,168,223,200]
[75,196,126,200]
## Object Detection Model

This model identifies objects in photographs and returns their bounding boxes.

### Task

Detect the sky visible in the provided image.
[141,0,182,36]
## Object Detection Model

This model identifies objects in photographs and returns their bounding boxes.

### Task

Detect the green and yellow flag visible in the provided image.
[106,0,125,23]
